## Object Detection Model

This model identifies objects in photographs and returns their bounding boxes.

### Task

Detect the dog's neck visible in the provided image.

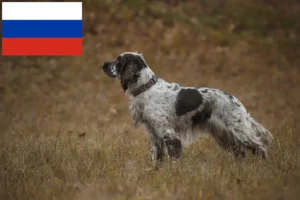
[126,67,156,97]
[132,76,157,97]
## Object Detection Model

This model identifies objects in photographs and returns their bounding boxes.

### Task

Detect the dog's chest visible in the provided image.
[129,90,176,125]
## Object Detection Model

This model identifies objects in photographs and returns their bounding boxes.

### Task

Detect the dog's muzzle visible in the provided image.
[102,62,111,75]
[102,61,119,79]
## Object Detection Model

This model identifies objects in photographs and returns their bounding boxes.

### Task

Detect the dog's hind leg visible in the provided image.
[248,145,268,159]
[209,128,246,159]
[232,146,246,159]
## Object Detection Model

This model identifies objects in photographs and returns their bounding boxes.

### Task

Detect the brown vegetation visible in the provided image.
[0,0,300,199]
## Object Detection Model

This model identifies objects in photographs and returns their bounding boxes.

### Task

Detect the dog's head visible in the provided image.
[103,52,149,91]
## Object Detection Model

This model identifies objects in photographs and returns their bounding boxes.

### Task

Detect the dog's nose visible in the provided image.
[103,62,109,70]
[103,62,111,74]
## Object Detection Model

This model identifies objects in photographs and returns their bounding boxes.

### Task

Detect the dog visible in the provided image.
[103,52,273,162]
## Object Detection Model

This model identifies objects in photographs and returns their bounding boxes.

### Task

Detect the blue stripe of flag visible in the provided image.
[2,20,82,38]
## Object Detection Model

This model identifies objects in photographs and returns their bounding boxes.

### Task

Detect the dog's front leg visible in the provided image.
[163,129,182,161]
[149,134,165,162]
[144,118,182,162]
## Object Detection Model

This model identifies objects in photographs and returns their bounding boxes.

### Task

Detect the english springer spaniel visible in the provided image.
[103,52,273,162]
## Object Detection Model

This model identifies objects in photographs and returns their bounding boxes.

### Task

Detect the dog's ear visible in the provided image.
[120,60,140,91]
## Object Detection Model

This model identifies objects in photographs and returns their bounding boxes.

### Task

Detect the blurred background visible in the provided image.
[1,0,300,135]
[0,0,300,199]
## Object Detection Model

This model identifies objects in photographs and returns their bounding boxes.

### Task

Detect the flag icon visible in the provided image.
[2,2,82,56]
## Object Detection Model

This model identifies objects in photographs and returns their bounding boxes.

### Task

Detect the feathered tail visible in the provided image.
[250,118,273,147]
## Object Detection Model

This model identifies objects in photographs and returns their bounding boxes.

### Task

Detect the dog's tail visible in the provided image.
[250,117,273,147]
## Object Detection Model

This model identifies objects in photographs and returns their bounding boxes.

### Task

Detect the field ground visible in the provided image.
[1,0,300,199]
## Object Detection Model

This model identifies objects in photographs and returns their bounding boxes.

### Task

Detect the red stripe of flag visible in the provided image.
[2,38,82,56]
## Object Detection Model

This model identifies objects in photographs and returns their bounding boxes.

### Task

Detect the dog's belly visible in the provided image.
[172,113,208,146]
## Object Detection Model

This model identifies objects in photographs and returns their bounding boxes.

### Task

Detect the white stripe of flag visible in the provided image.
[2,2,82,20]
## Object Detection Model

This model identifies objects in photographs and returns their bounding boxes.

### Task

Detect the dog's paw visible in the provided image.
[144,162,161,172]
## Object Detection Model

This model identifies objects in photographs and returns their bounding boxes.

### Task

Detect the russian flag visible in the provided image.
[2,2,82,56]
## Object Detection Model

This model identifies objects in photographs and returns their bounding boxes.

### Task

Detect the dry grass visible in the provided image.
[1,124,300,199]
[1,0,300,199]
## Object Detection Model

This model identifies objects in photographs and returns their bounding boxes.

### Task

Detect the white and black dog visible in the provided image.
[103,52,273,161]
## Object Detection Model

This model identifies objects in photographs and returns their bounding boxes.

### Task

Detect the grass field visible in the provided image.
[1,0,300,199]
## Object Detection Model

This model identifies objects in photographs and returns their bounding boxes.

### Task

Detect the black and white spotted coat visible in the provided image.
[103,52,273,161]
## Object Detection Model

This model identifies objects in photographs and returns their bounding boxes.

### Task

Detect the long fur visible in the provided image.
[103,52,273,161]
